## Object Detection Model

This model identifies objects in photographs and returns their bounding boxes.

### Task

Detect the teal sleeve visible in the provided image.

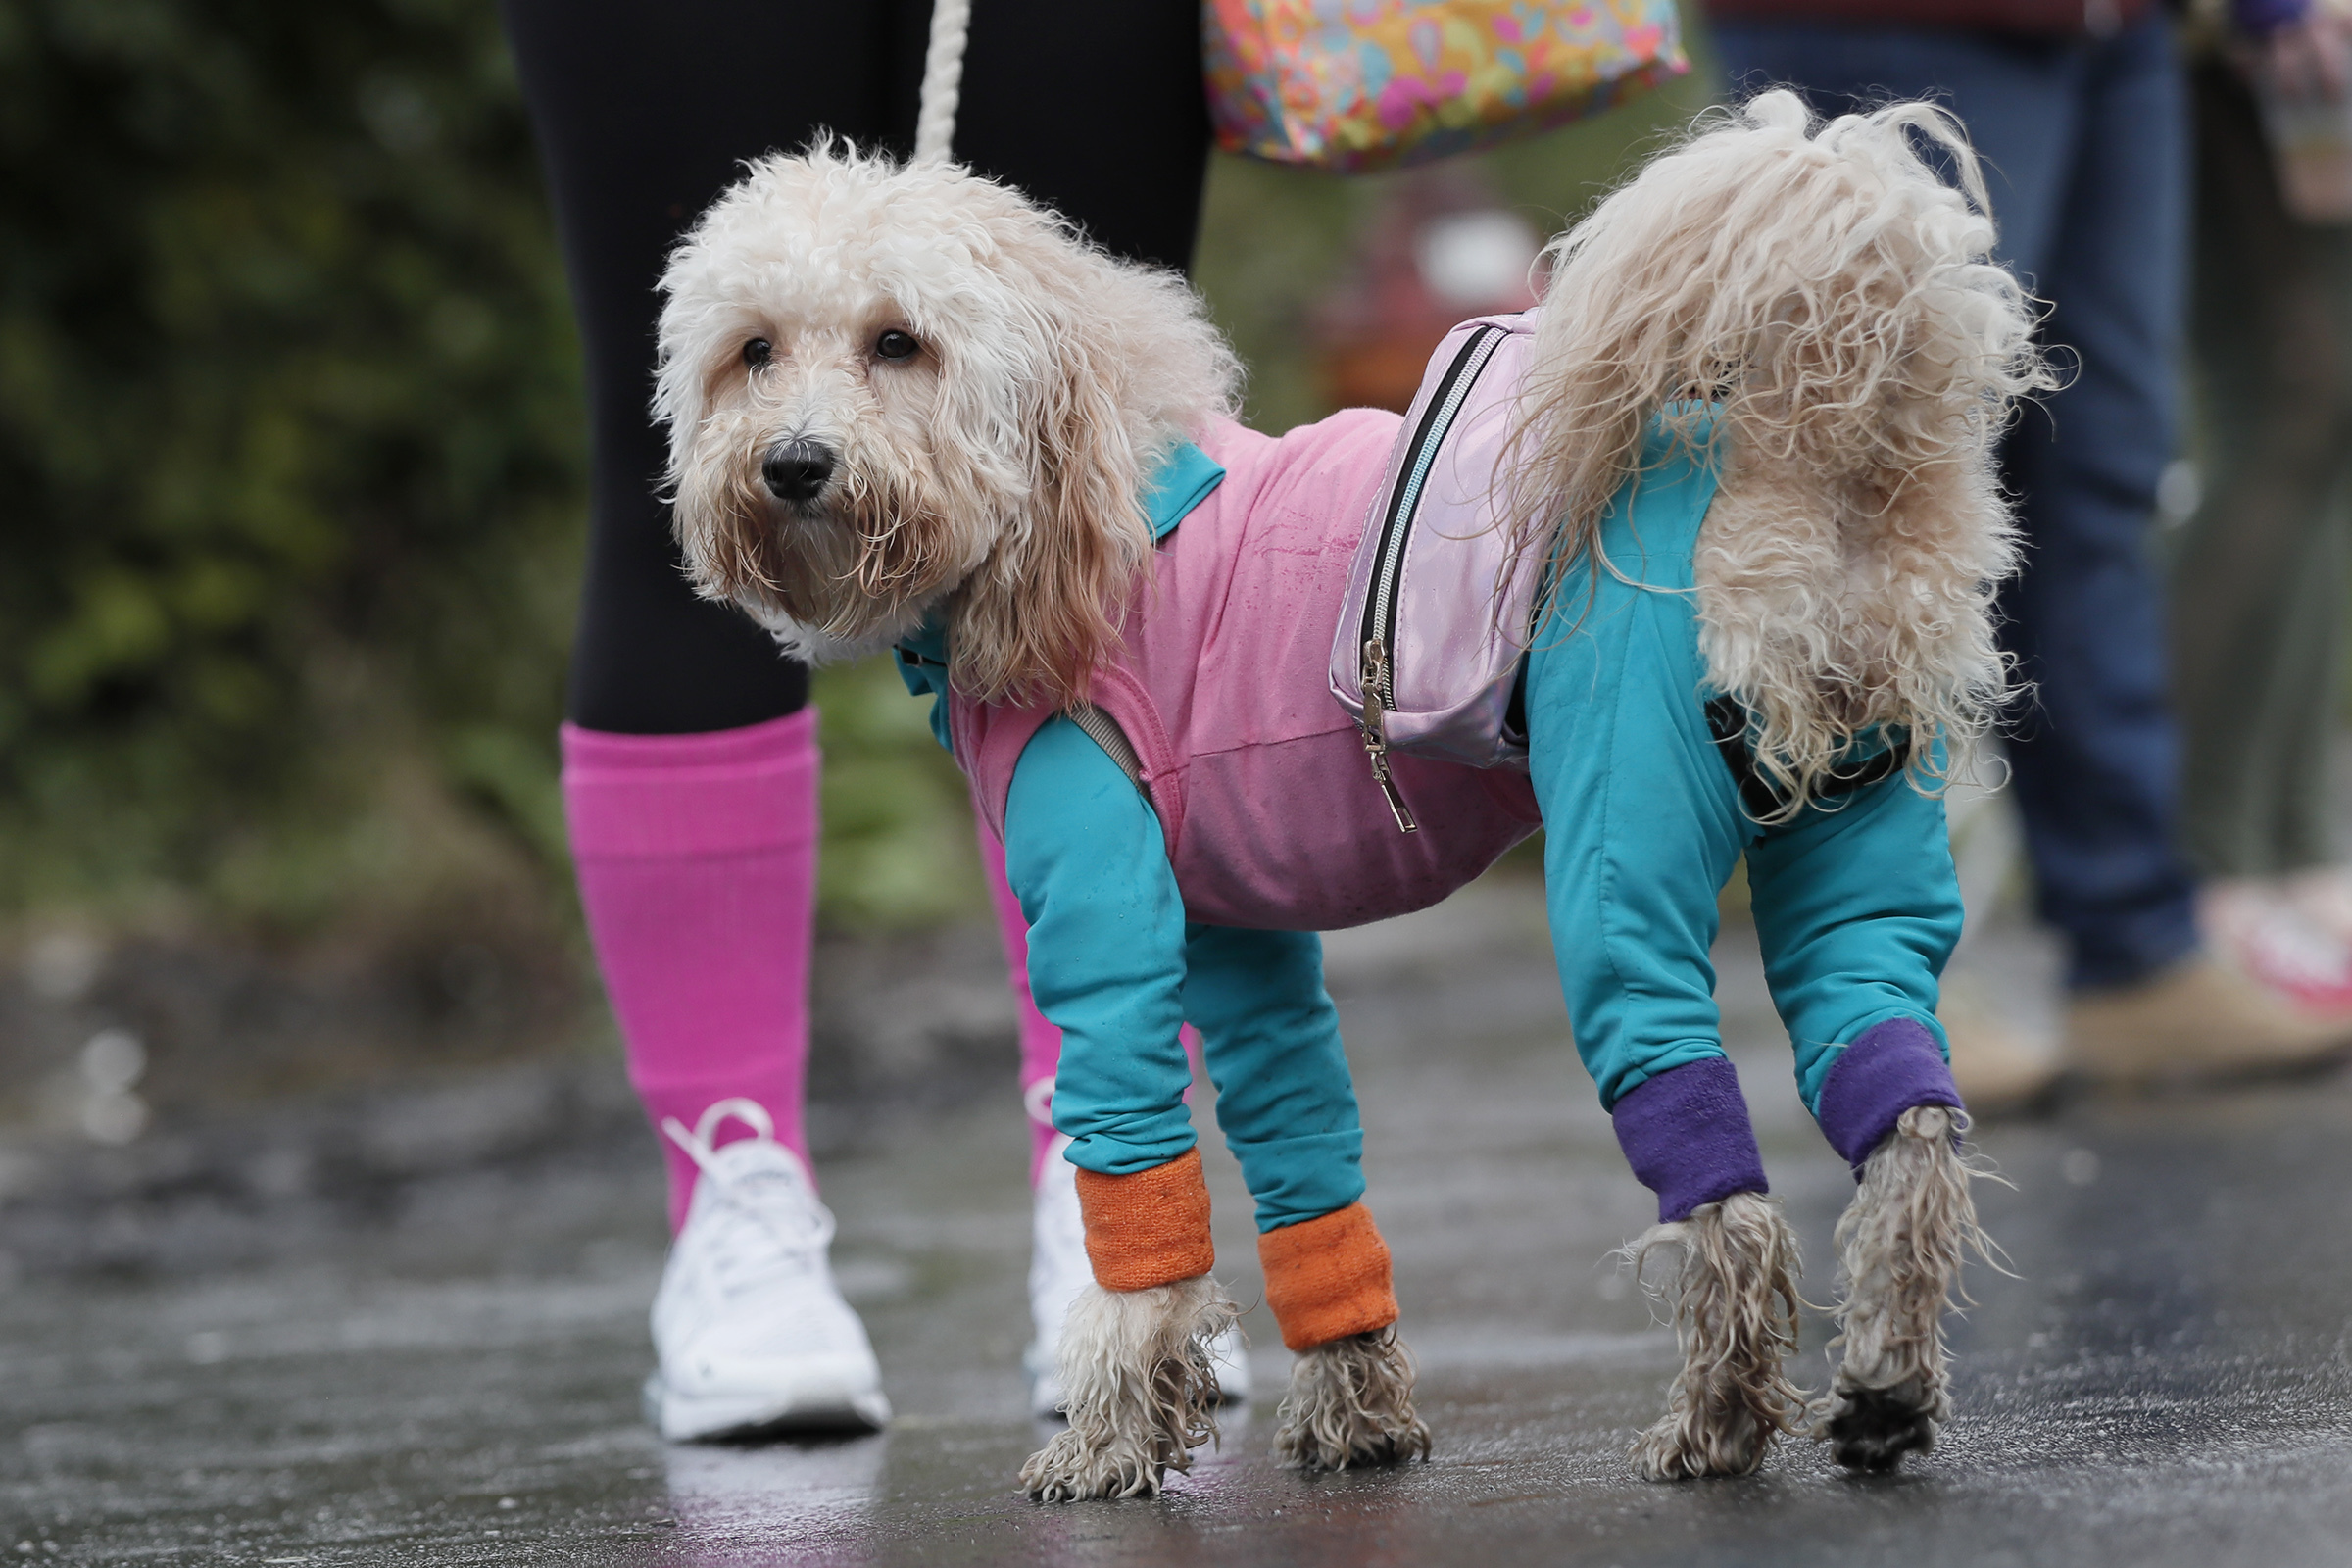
[1002,716,1195,1176]
[1746,755,1960,1113]
[1525,452,1748,1112]
[1181,926,1365,1233]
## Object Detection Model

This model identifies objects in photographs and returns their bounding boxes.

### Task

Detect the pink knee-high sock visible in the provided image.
[562,710,819,1232]
[979,827,1066,1187]
[980,823,1203,1189]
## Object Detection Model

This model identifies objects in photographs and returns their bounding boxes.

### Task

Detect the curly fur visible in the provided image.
[1271,1327,1432,1472]
[1625,1192,1808,1480]
[656,141,1239,707]
[1813,1105,2004,1471]
[1019,1275,1240,1502]
[1504,91,2055,817]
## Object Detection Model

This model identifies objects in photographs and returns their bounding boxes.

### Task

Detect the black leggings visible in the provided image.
[501,0,1212,733]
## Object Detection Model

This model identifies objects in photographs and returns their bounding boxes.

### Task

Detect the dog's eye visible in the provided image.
[742,338,771,367]
[875,329,920,362]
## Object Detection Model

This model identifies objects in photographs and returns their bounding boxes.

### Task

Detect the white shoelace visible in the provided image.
[662,1099,836,1298]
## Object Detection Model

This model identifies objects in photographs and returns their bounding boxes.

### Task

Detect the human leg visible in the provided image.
[946,0,1220,1426]
[507,0,918,1241]
[561,715,822,1220]
[1994,16,2202,990]
[505,0,931,1440]
[2003,22,2352,1070]
[977,828,1067,1182]
[509,0,1217,1439]
[2170,58,2352,1009]
[2174,59,2352,882]
[951,0,1209,1150]
[513,0,1211,1188]
[955,0,1210,271]
[1714,19,2198,986]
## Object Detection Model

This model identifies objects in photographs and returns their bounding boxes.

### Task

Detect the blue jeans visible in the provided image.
[1713,15,2199,989]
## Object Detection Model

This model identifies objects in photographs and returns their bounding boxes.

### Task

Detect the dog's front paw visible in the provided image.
[1813,1375,1944,1473]
[1272,1327,1431,1472]
[1019,1275,1236,1502]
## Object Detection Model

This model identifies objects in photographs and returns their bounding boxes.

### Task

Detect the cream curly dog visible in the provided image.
[653,94,2039,1496]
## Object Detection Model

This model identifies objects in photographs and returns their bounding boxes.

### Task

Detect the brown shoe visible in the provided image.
[1937,984,2059,1116]
[2064,953,2352,1088]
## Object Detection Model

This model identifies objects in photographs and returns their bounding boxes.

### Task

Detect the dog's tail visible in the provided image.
[1505,91,2054,815]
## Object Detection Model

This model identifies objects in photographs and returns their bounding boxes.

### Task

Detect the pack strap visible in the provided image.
[1069,703,1152,803]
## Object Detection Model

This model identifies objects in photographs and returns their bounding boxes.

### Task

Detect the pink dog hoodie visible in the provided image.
[945,412,1539,931]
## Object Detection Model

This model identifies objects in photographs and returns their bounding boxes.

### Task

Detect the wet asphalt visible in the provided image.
[8,878,2352,1566]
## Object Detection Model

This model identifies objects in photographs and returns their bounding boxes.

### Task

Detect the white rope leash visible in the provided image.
[913,0,971,164]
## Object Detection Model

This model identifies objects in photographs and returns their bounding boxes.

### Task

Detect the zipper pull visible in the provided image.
[1359,639,1418,834]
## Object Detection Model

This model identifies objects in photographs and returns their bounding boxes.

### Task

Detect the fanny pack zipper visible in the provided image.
[1355,321,1510,834]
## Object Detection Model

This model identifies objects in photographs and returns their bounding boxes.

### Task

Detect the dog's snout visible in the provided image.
[762,440,837,503]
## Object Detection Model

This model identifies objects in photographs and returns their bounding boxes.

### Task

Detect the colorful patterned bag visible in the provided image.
[1204,0,1688,172]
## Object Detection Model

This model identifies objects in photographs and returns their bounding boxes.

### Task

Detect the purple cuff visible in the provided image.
[2234,0,2311,33]
[1610,1057,1769,1224]
[1815,1017,1962,1175]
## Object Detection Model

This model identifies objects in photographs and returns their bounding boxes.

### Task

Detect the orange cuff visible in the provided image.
[1258,1201,1398,1351]
[1074,1147,1215,1291]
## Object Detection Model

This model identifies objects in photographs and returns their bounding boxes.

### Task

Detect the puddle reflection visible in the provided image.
[662,1431,887,1544]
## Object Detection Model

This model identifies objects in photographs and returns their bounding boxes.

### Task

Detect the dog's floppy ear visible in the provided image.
[948,243,1160,709]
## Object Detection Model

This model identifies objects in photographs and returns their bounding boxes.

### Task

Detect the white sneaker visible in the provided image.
[1024,1127,1250,1416]
[2204,878,2352,1015]
[644,1099,890,1441]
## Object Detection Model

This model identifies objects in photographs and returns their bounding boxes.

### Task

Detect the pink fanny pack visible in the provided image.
[1328,312,1542,827]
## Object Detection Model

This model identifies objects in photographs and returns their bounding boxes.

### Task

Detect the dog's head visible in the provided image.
[656,144,1239,706]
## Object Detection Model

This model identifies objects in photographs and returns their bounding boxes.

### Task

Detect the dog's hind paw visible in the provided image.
[1019,1427,1170,1502]
[1626,1194,1807,1481]
[1272,1328,1432,1472]
[1815,1377,1941,1473]
[1631,1404,1776,1481]
[1813,1103,1986,1474]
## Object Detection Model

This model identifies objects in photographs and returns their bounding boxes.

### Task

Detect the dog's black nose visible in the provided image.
[762,440,836,502]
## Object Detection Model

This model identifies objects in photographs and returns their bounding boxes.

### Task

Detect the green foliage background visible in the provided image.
[0,0,579,937]
[0,0,1712,942]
